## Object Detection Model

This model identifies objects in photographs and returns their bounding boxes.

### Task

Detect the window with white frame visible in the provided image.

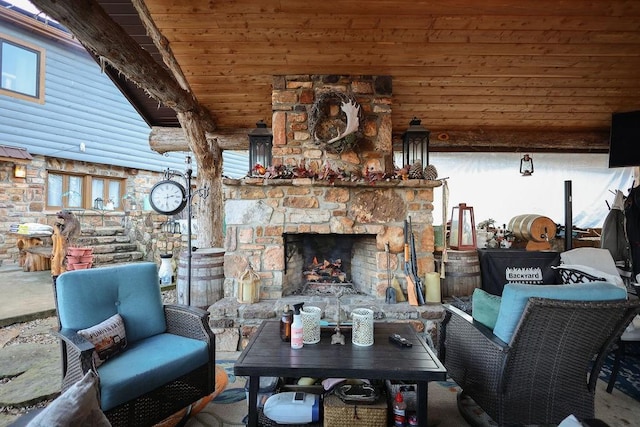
[0,34,45,103]
[47,172,125,211]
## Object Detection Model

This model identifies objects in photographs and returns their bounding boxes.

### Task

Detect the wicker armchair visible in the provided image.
[440,297,640,426]
[53,263,216,427]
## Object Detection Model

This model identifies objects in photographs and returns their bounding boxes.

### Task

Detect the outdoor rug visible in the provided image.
[598,341,640,402]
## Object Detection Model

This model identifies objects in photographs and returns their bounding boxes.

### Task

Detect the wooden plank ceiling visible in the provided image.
[101,0,640,152]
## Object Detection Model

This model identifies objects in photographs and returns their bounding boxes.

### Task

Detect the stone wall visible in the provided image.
[271,75,394,175]
[222,74,440,302]
[223,178,440,301]
[0,154,185,268]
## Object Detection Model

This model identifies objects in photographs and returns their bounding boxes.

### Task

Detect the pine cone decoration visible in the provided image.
[408,160,424,179]
[423,164,438,180]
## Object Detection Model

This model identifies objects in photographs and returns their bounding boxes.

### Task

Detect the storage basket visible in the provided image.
[323,393,387,427]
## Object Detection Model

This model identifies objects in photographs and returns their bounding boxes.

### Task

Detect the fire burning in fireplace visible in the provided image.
[304,257,347,284]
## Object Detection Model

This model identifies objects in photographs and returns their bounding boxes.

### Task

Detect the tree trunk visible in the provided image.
[177,111,224,248]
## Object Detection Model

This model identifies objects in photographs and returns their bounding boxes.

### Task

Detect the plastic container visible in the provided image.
[244,376,278,409]
[393,391,407,426]
[263,392,321,424]
[291,302,304,349]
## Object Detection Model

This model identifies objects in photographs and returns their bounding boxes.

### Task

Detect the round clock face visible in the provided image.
[149,180,187,215]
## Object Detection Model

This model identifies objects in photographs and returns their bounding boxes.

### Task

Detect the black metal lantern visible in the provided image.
[93,197,104,210]
[402,117,430,167]
[248,120,273,175]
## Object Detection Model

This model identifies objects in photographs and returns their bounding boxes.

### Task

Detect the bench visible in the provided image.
[23,246,52,272]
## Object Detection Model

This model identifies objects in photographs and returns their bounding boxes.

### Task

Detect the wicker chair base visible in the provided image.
[105,363,212,427]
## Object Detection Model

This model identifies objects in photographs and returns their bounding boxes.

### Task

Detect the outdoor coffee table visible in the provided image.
[234,320,446,427]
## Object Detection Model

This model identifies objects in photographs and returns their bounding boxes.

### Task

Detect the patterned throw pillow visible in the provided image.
[78,313,127,367]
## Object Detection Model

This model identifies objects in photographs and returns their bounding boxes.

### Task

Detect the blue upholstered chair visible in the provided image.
[53,262,216,427]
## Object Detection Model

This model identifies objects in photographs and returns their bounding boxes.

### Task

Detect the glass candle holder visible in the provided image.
[301,306,322,344]
[351,308,374,346]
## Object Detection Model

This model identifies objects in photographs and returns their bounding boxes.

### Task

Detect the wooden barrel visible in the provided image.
[177,247,225,308]
[439,250,481,298]
[508,214,557,242]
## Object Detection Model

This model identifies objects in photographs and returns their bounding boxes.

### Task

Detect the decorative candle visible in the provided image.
[425,272,441,303]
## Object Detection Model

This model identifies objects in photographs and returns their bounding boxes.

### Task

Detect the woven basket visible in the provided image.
[323,393,388,427]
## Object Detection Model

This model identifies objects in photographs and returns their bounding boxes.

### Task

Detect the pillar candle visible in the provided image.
[425,272,441,303]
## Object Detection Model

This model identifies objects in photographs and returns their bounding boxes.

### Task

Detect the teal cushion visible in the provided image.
[97,333,209,411]
[56,263,166,343]
[493,282,628,343]
[472,288,501,330]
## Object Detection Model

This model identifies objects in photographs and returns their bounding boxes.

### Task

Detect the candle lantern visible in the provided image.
[402,117,430,167]
[237,262,261,304]
[520,154,534,176]
[248,120,273,175]
[449,203,477,250]
[93,197,104,210]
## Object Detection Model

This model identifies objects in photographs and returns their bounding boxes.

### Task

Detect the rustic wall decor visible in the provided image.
[309,91,364,154]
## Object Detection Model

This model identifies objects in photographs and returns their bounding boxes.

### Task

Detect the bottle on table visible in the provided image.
[290,302,304,349]
[280,304,293,342]
[393,391,407,426]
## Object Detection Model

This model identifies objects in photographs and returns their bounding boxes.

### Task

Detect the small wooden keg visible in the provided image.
[508,214,557,250]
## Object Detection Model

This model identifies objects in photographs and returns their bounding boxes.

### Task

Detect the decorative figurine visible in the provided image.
[331,289,346,345]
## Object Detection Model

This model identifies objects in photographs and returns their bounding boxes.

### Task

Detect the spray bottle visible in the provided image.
[291,302,304,349]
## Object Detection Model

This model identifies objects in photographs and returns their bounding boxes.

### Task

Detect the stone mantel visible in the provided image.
[223,177,443,190]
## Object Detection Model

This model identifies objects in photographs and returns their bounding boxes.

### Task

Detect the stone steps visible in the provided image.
[74,226,144,267]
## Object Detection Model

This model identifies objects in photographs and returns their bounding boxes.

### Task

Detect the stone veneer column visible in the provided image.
[271,75,394,176]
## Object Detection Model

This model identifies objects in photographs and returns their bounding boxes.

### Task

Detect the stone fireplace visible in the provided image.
[222,75,440,301]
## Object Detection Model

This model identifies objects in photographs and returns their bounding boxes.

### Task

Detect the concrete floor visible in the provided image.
[0,264,56,327]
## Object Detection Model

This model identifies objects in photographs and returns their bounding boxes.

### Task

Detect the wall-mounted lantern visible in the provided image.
[449,203,477,250]
[13,164,26,178]
[248,120,273,176]
[402,117,430,167]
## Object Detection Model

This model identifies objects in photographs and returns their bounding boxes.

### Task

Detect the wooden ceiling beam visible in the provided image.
[150,126,608,154]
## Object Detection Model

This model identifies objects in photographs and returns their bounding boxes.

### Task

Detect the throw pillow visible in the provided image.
[472,288,501,330]
[27,371,111,427]
[78,313,127,367]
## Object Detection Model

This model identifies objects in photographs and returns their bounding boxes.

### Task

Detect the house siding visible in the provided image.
[0,21,189,172]
[0,8,245,267]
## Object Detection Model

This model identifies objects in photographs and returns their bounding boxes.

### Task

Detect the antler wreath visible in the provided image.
[309,91,363,154]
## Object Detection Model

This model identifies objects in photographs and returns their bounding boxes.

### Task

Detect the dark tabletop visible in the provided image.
[234,321,446,382]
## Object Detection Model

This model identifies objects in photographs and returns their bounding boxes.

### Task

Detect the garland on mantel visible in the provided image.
[250,160,439,184]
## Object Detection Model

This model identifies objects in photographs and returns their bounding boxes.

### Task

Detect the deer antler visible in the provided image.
[327,100,360,144]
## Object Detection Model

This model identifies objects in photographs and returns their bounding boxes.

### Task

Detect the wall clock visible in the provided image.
[149,180,187,215]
